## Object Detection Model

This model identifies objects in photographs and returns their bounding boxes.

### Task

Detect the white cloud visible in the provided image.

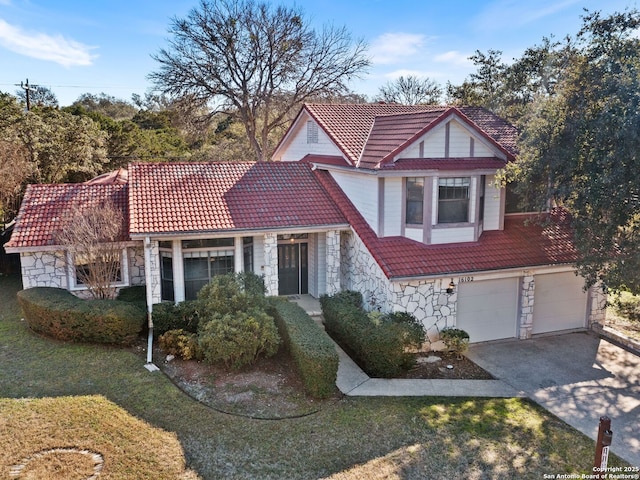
[434,51,473,67]
[370,32,429,65]
[0,19,97,67]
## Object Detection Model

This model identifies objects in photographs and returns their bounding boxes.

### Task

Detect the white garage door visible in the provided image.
[457,278,519,343]
[532,272,588,334]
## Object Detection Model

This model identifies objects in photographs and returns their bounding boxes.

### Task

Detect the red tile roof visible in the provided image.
[4,183,129,249]
[128,162,347,235]
[314,169,578,279]
[302,104,518,169]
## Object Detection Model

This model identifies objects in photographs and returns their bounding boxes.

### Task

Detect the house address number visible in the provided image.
[459,276,474,283]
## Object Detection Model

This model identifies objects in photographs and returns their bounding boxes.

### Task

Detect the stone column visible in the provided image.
[325,230,341,295]
[262,233,279,296]
[588,284,608,329]
[144,239,162,305]
[519,273,535,339]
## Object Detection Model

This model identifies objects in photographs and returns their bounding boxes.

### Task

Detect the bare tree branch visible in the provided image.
[149,0,369,161]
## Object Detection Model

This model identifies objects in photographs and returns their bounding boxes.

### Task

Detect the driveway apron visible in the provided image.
[467,332,640,467]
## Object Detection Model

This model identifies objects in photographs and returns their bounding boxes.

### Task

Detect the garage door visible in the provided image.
[532,272,588,334]
[457,278,519,343]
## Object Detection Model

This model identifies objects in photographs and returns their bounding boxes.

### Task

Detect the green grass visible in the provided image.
[0,275,631,479]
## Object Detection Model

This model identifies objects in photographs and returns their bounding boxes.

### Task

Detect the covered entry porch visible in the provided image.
[146,228,343,304]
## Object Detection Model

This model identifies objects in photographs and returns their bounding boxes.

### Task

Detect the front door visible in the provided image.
[278,243,308,295]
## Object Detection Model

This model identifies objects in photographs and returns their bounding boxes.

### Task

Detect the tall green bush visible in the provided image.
[193,273,280,369]
[198,309,279,369]
[269,299,338,398]
[152,301,200,335]
[320,291,424,377]
[17,287,144,345]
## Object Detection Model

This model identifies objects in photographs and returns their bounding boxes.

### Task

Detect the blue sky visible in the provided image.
[0,0,636,106]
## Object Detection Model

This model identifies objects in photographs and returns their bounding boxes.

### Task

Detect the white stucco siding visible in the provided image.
[405,227,423,242]
[483,175,502,231]
[331,170,379,233]
[448,121,473,157]
[473,141,494,157]
[383,177,402,236]
[397,125,448,159]
[275,117,343,162]
[431,227,475,244]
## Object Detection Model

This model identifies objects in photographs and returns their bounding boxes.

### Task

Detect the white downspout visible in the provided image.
[144,236,155,367]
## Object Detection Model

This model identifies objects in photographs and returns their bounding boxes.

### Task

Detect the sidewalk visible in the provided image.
[290,295,522,398]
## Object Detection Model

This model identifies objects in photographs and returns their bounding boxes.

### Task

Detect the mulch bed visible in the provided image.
[399,352,494,380]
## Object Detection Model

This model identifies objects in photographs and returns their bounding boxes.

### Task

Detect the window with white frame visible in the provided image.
[406,177,424,225]
[437,177,471,224]
[182,238,235,300]
[72,249,126,289]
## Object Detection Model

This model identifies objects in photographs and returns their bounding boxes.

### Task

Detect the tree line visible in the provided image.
[1,0,639,294]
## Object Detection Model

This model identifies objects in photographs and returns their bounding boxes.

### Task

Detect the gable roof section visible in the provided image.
[314,169,578,279]
[300,103,518,169]
[128,162,347,235]
[5,183,129,250]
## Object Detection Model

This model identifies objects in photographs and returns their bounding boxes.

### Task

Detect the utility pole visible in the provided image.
[19,79,35,111]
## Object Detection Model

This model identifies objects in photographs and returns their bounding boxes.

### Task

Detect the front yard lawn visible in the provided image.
[0,275,630,479]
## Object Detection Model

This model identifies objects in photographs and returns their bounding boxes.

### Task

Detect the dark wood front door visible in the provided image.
[278,243,308,295]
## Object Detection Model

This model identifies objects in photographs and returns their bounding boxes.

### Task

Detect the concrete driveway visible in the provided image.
[467,332,640,467]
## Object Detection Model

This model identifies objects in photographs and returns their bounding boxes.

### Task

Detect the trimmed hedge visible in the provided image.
[152,301,200,335]
[17,287,145,345]
[320,291,424,378]
[269,299,338,399]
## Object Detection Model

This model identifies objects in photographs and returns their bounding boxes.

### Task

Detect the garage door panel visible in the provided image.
[532,272,587,334]
[457,278,519,343]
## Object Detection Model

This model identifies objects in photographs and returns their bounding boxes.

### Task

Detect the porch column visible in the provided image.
[263,233,279,296]
[325,230,341,295]
[144,238,162,305]
[172,240,185,303]
[234,235,243,273]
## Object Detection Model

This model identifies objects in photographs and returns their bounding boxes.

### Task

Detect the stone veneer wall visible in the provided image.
[262,233,279,296]
[588,286,608,328]
[325,230,341,295]
[519,274,535,339]
[340,230,456,349]
[146,241,162,305]
[128,246,145,286]
[20,251,68,289]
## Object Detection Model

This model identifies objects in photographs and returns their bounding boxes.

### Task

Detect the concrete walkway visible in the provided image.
[291,295,640,465]
[290,295,521,397]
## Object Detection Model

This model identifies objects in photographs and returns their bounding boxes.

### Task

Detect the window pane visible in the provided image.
[406,178,424,225]
[161,253,174,302]
[438,177,470,223]
[182,238,234,250]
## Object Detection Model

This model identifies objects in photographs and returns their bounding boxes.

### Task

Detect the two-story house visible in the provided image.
[4,103,607,345]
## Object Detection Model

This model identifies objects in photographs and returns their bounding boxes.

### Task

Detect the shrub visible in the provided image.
[159,329,202,360]
[198,309,280,369]
[440,328,470,358]
[197,272,266,316]
[268,299,338,398]
[17,287,144,345]
[320,291,423,377]
[613,292,640,323]
[152,301,200,335]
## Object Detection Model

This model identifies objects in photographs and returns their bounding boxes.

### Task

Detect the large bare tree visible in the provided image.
[150,0,369,161]
[56,201,126,300]
[376,75,443,105]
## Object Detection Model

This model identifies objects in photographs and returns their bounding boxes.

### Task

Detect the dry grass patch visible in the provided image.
[0,395,199,480]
